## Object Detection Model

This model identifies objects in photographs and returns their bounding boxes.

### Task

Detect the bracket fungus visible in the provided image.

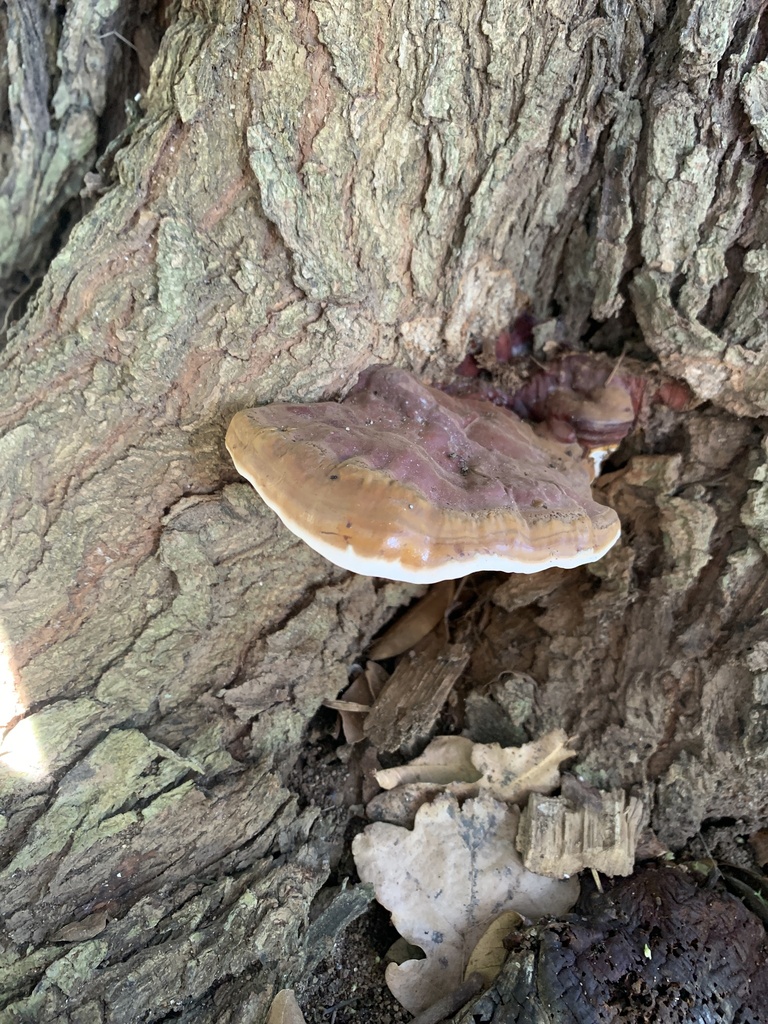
[511,354,638,449]
[226,366,621,584]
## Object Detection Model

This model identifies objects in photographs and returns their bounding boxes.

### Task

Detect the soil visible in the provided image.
[295,906,412,1024]
[288,727,412,1024]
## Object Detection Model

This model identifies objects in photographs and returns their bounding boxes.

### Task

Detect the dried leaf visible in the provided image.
[365,659,389,698]
[472,730,577,804]
[376,736,480,789]
[267,990,306,1024]
[464,910,522,985]
[352,794,578,1014]
[368,581,455,659]
[408,973,485,1024]
[493,567,567,612]
[335,674,374,744]
[330,662,390,744]
[369,729,576,826]
[366,782,443,827]
[386,936,425,965]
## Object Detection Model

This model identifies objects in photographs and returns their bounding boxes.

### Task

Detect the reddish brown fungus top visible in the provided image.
[226,366,621,582]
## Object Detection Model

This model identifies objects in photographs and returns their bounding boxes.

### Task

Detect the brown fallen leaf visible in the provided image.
[366,781,442,827]
[364,659,389,697]
[352,793,578,1014]
[368,580,455,659]
[327,661,389,743]
[464,910,522,986]
[409,972,485,1024]
[266,989,306,1024]
[492,567,567,612]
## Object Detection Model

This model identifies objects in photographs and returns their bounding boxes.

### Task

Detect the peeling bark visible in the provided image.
[1,0,767,1020]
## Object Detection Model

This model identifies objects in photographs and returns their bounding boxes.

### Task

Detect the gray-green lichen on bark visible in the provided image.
[0,0,767,1020]
[0,0,147,329]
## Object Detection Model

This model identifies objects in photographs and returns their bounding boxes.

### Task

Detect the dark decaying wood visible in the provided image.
[1,0,767,1020]
[456,866,768,1024]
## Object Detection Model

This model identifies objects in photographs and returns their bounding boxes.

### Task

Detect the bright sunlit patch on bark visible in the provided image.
[1,717,47,778]
[0,631,47,780]
[0,633,23,729]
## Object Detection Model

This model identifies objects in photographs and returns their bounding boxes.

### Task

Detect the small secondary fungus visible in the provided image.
[511,354,638,450]
[226,366,621,583]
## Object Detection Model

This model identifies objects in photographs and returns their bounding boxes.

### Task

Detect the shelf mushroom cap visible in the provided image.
[226,366,620,583]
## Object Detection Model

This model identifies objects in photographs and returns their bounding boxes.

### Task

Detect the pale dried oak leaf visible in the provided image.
[471,729,577,804]
[352,794,578,1014]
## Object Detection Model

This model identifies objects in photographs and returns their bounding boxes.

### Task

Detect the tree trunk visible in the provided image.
[1,0,767,1021]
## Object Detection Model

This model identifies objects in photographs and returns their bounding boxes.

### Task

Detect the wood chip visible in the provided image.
[516,785,646,878]
[363,643,469,754]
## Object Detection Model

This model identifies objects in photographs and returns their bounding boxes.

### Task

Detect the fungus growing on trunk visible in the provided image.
[225,366,621,583]
[511,354,639,450]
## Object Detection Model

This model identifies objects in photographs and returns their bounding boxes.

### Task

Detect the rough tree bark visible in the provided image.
[1,0,767,1021]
